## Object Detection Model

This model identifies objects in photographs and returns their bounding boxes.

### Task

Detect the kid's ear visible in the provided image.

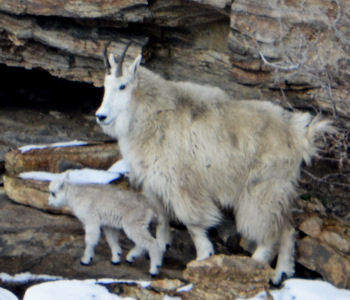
[128,55,142,77]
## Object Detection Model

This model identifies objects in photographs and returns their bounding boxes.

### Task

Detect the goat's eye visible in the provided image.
[119,84,126,91]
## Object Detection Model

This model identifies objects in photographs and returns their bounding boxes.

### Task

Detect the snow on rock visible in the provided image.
[19,140,88,153]
[19,172,64,182]
[64,168,122,184]
[23,280,135,300]
[19,159,129,185]
[108,160,129,175]
[0,272,63,283]
[241,279,350,300]
[0,287,18,300]
[96,278,151,288]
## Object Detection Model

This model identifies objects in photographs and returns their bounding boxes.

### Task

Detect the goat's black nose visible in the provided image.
[96,114,107,122]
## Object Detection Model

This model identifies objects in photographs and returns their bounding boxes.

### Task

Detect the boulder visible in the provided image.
[5,142,120,175]
[182,254,273,299]
[296,208,350,289]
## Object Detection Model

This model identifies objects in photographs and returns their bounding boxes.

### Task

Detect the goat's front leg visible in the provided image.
[103,227,122,265]
[81,224,100,265]
[156,212,172,252]
[187,225,214,261]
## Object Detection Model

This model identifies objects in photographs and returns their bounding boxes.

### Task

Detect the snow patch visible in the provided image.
[0,272,62,283]
[0,287,18,300]
[176,283,193,292]
[108,159,129,175]
[96,278,151,288]
[19,172,63,182]
[19,140,88,153]
[23,280,135,300]
[239,279,350,300]
[19,159,129,185]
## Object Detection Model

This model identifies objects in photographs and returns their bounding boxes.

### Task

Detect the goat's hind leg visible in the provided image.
[123,224,163,277]
[272,224,295,285]
[103,227,122,265]
[252,237,277,264]
[126,245,145,263]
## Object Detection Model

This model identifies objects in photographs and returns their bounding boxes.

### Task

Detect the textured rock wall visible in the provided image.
[1,0,349,119]
[1,0,349,212]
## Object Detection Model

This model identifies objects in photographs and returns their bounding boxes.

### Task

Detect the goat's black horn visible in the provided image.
[103,41,112,74]
[116,41,132,77]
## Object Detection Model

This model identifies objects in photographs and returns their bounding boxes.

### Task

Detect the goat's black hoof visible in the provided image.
[80,260,91,266]
[166,243,171,250]
[144,253,150,260]
[281,272,288,282]
[111,261,120,266]
[209,252,213,257]
[149,272,158,278]
[269,279,280,288]
[126,260,133,265]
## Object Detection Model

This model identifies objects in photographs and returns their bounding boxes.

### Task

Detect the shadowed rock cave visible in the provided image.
[0,63,103,112]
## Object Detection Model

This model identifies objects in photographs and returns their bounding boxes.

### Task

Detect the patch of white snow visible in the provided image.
[108,160,129,175]
[23,280,135,300]
[19,140,88,153]
[0,287,18,300]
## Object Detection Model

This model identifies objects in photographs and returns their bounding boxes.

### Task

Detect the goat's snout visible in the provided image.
[96,114,107,123]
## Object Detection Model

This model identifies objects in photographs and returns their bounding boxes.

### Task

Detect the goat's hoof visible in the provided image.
[111,261,120,266]
[165,243,171,250]
[126,259,133,265]
[269,273,287,287]
[149,272,158,278]
[80,260,91,266]
[144,253,150,260]
[269,278,282,288]
[209,252,213,257]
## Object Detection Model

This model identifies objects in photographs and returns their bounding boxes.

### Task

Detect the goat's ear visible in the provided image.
[108,53,118,70]
[128,55,142,78]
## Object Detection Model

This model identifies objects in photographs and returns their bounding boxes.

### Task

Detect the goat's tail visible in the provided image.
[293,113,335,165]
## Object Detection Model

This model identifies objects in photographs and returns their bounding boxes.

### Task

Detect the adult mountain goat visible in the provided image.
[96,43,333,284]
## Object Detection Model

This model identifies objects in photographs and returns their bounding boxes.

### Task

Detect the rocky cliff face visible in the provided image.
[1,0,349,215]
[1,0,349,117]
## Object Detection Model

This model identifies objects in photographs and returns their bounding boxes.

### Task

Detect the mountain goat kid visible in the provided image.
[48,175,163,276]
[96,43,333,284]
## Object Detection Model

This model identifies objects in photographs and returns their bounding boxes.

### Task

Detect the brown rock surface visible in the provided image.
[182,255,273,299]
[5,142,120,175]
[296,200,350,289]
[297,236,350,289]
[1,0,349,118]
[229,0,350,117]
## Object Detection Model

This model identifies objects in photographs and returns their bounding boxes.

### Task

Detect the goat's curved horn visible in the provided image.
[103,41,112,74]
[116,41,132,77]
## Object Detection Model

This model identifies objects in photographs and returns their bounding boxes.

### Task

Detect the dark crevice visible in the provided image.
[0,63,103,112]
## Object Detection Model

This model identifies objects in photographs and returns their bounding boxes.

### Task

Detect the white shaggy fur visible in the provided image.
[96,52,333,284]
[48,175,163,276]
